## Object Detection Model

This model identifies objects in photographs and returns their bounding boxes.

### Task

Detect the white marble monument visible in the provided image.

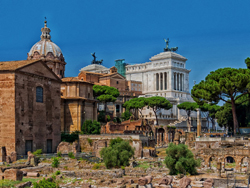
[125,50,200,129]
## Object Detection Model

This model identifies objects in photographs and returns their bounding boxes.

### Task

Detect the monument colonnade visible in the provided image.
[154,71,184,91]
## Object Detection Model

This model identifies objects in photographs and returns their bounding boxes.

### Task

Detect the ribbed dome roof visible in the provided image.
[28,20,63,59]
[28,40,62,57]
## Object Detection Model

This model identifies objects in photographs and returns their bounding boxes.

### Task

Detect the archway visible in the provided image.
[157,128,165,145]
[224,156,236,169]
[241,157,249,172]
[208,156,217,169]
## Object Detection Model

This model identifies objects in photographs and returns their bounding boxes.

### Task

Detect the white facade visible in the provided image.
[125,51,198,128]
[80,64,109,74]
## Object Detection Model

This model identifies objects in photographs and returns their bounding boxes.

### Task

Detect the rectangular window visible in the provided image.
[36,87,43,103]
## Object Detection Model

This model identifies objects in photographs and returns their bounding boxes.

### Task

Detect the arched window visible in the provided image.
[36,86,43,103]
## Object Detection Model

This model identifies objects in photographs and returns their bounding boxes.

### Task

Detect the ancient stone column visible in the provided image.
[178,73,180,91]
[163,72,165,90]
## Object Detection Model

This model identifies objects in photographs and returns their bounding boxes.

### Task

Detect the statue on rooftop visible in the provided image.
[91,52,103,65]
[163,38,178,52]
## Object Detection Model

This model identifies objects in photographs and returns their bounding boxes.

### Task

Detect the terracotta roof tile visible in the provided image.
[0,60,39,71]
[61,77,94,84]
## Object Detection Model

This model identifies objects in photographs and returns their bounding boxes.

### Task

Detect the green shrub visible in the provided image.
[121,166,125,170]
[106,115,111,122]
[51,157,60,168]
[87,138,93,145]
[121,110,132,121]
[68,152,75,159]
[92,163,101,169]
[33,149,43,156]
[55,170,61,175]
[61,131,79,143]
[57,151,62,157]
[116,117,121,123]
[81,120,101,134]
[33,178,59,188]
[113,118,117,123]
[98,110,106,122]
[164,143,200,175]
[100,137,134,169]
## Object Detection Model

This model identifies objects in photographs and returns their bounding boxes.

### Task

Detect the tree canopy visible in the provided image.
[191,68,250,134]
[164,143,200,175]
[81,120,101,134]
[146,96,172,125]
[100,137,134,168]
[245,57,250,69]
[177,102,198,132]
[123,97,147,118]
[216,94,250,131]
[93,85,120,112]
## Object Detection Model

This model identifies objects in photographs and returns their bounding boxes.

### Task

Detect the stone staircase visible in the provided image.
[168,116,187,127]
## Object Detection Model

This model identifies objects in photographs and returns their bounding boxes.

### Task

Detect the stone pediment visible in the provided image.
[109,73,125,80]
[18,61,61,81]
[150,51,187,62]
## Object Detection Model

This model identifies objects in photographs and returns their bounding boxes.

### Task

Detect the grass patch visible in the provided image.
[0,177,42,187]
[136,162,150,169]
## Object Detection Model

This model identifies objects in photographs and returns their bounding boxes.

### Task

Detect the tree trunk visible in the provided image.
[104,102,107,114]
[139,109,143,118]
[153,109,158,125]
[231,98,239,135]
[186,111,191,132]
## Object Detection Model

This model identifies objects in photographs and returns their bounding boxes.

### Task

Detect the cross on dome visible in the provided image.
[40,19,51,41]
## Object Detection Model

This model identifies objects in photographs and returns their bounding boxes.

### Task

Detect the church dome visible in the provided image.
[27,20,64,61]
[27,20,66,78]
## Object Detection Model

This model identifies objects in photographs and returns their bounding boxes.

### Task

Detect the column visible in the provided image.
[180,74,182,91]
[197,108,201,137]
[163,72,165,90]
[182,74,185,91]
[178,73,180,91]
[174,73,176,90]
[154,73,156,91]
[158,73,161,91]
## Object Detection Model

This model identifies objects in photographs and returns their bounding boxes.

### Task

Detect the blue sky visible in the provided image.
[0,0,250,90]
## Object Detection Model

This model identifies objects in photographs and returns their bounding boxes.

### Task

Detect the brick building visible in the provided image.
[0,60,61,155]
[78,66,142,117]
[60,76,98,133]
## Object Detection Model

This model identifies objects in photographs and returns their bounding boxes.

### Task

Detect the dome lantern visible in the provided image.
[27,19,66,78]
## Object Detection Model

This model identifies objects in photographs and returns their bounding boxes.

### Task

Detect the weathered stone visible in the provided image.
[26,172,40,177]
[15,181,32,188]
[10,152,17,162]
[6,156,11,163]
[145,176,153,183]
[4,169,23,181]
[179,176,191,188]
[138,177,148,186]
[57,141,79,154]
[203,178,214,188]
[130,184,138,188]
[159,177,172,185]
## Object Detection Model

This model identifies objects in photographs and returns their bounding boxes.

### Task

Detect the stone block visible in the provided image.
[6,156,11,163]
[16,181,32,188]
[203,178,214,188]
[4,169,23,181]
[179,176,191,188]
[10,152,17,162]
[138,177,148,186]
[145,176,153,183]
